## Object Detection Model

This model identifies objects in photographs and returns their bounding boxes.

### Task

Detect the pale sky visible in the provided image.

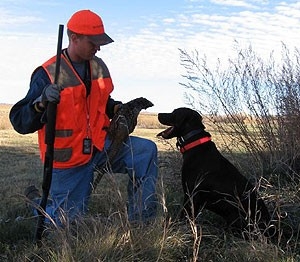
[1,0,300,112]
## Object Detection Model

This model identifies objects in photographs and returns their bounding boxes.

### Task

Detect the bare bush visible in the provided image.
[179,43,300,180]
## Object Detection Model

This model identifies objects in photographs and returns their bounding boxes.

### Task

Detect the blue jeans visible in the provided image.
[38,136,158,225]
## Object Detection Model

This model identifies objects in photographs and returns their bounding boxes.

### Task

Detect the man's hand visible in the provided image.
[41,84,61,105]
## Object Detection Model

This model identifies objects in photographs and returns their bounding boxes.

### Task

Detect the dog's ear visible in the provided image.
[174,108,206,131]
[175,108,202,124]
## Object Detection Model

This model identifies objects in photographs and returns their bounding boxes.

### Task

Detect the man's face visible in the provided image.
[71,34,100,61]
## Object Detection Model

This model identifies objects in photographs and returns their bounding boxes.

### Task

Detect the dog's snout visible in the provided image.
[158,113,172,125]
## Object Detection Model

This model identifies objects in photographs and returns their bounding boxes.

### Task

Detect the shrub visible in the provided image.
[179,43,300,181]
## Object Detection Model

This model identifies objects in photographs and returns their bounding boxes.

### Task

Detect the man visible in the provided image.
[10,10,158,225]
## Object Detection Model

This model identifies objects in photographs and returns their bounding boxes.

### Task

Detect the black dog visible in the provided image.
[157,107,273,236]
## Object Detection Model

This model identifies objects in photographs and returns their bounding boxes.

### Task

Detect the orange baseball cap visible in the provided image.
[67,10,114,46]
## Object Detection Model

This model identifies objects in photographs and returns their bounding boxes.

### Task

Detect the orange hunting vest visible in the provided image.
[38,54,113,168]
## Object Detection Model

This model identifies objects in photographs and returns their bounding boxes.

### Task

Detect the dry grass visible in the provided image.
[0,104,13,130]
[0,104,299,261]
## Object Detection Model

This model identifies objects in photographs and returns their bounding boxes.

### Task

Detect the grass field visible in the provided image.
[1,104,299,261]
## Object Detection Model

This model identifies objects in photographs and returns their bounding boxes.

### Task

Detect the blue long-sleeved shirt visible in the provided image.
[10,65,121,134]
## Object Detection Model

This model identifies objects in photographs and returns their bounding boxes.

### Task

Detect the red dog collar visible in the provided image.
[180,137,211,153]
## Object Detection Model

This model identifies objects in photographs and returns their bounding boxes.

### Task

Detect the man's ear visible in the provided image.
[70,33,82,44]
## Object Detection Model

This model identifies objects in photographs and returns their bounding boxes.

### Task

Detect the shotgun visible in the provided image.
[34,24,64,243]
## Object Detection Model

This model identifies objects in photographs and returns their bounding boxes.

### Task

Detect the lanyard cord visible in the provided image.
[64,49,91,96]
[63,49,91,138]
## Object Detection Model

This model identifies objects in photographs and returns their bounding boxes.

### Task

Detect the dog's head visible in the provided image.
[157,107,205,139]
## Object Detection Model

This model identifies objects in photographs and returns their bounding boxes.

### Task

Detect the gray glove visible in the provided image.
[41,84,61,105]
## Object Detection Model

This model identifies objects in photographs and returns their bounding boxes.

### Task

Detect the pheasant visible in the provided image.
[93,97,154,189]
